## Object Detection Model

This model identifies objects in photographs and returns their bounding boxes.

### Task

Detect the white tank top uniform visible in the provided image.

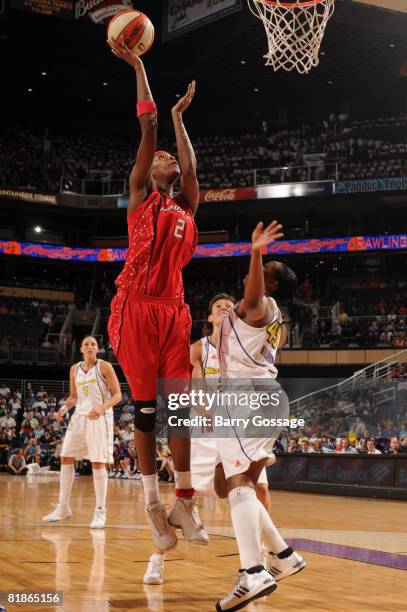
[74,360,113,416]
[213,296,283,479]
[218,296,282,380]
[61,360,114,464]
[191,325,271,494]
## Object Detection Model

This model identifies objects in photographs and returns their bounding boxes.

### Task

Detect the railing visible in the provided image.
[353,349,407,384]
[0,377,131,399]
[289,348,407,414]
[254,162,339,186]
[60,177,127,197]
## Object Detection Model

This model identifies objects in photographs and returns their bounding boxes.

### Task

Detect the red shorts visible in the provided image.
[108,289,192,401]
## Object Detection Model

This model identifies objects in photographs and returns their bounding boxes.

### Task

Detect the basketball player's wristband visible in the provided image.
[59,405,69,416]
[137,100,157,117]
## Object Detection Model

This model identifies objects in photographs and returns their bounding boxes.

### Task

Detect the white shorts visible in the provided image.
[61,411,114,464]
[191,437,271,496]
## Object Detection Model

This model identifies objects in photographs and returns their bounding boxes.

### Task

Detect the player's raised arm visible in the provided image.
[238,221,284,321]
[108,39,157,213]
[171,81,199,214]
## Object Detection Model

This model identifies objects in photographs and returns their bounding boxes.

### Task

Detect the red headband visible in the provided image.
[154,150,167,158]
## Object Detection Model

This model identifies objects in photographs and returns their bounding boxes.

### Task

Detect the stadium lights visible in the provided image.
[254,88,259,92]
[34,226,42,233]
[102,82,108,86]
[27,88,33,92]
[41,72,47,76]
[175,94,181,98]
[328,80,333,85]
[389,43,395,48]
[86,97,92,102]
[240,60,246,64]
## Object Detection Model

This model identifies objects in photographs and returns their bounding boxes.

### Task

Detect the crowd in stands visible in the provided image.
[1,114,406,192]
[2,271,407,353]
[0,381,178,480]
[1,371,406,477]
[286,364,407,453]
[0,297,72,352]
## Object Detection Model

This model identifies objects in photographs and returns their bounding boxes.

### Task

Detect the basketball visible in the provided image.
[107,10,155,57]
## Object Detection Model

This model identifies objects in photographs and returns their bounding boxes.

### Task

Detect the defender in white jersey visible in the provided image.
[190,294,271,510]
[43,336,121,529]
[214,222,306,612]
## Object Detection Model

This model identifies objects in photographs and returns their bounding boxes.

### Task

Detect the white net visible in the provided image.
[248,0,335,74]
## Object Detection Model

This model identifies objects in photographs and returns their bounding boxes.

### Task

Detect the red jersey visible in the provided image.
[115,190,197,298]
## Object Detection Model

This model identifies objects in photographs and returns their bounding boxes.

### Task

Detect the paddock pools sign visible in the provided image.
[163,0,242,41]
[335,176,407,194]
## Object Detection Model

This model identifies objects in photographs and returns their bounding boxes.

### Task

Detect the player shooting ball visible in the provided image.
[107,39,207,554]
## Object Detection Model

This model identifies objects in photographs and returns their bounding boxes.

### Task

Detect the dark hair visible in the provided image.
[80,335,99,348]
[264,262,313,330]
[203,293,236,337]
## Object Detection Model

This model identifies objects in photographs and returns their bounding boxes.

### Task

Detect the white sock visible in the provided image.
[258,503,288,554]
[174,470,192,491]
[142,473,160,505]
[228,486,262,570]
[93,467,108,509]
[59,464,75,506]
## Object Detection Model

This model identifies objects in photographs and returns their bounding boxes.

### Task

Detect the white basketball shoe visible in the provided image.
[143,553,164,585]
[42,502,72,523]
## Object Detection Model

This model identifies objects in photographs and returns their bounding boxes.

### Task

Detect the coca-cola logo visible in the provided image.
[204,189,237,202]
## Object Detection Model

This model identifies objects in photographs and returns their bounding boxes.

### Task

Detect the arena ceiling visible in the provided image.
[2,0,407,131]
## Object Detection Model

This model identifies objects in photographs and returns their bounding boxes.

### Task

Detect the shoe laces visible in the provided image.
[148,556,163,574]
[148,505,169,536]
[182,499,203,529]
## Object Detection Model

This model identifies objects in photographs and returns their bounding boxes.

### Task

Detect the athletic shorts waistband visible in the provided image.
[124,291,184,305]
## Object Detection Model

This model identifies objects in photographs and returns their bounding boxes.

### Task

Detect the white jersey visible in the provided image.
[73,359,112,416]
[201,337,220,379]
[218,296,282,379]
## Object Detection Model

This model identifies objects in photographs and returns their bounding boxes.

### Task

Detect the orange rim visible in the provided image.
[255,0,328,7]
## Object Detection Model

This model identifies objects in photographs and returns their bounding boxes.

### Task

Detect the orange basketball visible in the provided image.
[107,9,155,57]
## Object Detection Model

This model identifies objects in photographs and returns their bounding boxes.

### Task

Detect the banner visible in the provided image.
[200,187,256,203]
[1,233,406,262]
[11,0,74,19]
[257,181,334,200]
[335,176,407,195]
[0,188,57,205]
[74,0,132,24]
[163,0,242,41]
[118,186,256,208]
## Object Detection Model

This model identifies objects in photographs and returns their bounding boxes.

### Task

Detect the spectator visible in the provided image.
[339,438,357,453]
[156,441,174,482]
[0,383,11,398]
[23,438,41,464]
[119,406,133,425]
[287,438,300,453]
[0,428,11,468]
[8,449,27,475]
[366,438,381,454]
[0,410,16,430]
[386,437,400,454]
[299,438,313,453]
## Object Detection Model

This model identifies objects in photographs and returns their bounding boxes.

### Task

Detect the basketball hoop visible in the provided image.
[248,0,334,74]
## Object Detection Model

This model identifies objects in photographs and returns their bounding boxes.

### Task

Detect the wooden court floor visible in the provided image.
[1,474,406,612]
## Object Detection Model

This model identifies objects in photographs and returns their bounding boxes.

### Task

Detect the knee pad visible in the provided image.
[134,400,156,432]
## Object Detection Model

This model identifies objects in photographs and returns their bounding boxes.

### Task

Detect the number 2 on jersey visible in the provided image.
[174,218,185,239]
